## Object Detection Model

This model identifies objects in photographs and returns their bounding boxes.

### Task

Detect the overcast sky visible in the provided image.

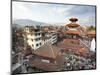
[12,1,96,26]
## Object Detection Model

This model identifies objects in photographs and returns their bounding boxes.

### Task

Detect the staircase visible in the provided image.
[79,39,90,49]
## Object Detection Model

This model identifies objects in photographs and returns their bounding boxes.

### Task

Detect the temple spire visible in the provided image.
[69,18,78,23]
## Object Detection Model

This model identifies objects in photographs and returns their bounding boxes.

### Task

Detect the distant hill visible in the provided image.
[12,23,21,29]
[12,19,49,27]
[52,23,66,26]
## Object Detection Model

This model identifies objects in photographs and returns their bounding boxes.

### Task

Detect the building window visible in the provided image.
[31,39,33,41]
[39,38,41,40]
[35,33,37,36]
[38,33,40,35]
[36,44,38,46]
[35,38,41,41]
[26,38,28,40]
[35,38,38,41]
[31,33,33,36]
[39,43,41,45]
[32,44,34,47]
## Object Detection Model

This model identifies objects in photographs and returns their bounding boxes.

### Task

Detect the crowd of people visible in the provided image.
[63,53,96,71]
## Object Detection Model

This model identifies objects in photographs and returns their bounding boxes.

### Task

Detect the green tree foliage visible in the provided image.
[12,27,25,53]
[88,26,96,31]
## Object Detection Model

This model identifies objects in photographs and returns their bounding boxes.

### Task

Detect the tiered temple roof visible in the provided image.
[66,18,81,35]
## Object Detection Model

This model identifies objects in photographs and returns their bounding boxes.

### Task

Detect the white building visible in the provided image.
[51,31,57,44]
[42,31,57,45]
[24,26,42,51]
[23,26,58,51]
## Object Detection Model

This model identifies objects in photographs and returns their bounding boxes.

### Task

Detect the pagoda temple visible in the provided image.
[65,18,82,39]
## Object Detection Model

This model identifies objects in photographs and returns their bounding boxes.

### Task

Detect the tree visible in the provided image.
[88,26,96,31]
[12,27,25,53]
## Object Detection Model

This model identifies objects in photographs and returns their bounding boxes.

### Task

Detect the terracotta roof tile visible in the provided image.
[34,44,60,59]
[66,30,81,35]
[66,23,80,27]
[57,41,89,57]
[31,61,58,71]
[87,30,96,35]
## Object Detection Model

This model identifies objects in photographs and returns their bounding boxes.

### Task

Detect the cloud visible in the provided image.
[67,5,95,16]
[79,16,95,25]
[12,1,96,26]
[12,2,33,20]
